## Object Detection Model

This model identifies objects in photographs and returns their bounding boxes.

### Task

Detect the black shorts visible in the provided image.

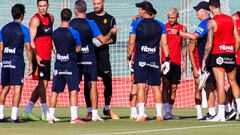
[52,61,80,93]
[38,60,51,80]
[79,61,97,82]
[133,61,161,86]
[96,52,112,77]
[1,59,25,86]
[162,62,181,84]
[236,65,240,86]
[210,53,236,73]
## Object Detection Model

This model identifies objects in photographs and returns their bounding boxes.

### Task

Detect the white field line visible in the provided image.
[82,123,240,135]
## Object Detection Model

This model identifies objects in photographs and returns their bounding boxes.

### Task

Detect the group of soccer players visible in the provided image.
[127,0,240,122]
[0,0,240,124]
[0,0,119,124]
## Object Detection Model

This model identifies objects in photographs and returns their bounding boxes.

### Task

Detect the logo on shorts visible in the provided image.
[216,57,224,65]
[139,61,146,67]
[54,70,58,76]
[39,72,44,77]
[21,78,24,83]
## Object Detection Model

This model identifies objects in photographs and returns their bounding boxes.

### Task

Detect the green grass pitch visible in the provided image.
[0,107,239,135]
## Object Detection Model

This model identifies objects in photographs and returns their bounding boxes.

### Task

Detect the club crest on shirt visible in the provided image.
[103,19,107,24]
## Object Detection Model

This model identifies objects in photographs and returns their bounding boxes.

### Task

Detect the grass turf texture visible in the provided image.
[0,107,239,135]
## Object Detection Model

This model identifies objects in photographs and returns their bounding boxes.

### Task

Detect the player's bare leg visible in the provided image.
[152,86,163,121]
[130,83,138,119]
[89,81,103,122]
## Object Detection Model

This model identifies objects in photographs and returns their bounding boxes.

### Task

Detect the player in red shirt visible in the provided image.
[202,0,240,121]
[161,7,187,120]
[224,11,240,120]
[21,0,56,121]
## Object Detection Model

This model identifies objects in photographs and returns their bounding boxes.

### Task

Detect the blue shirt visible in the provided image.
[1,22,30,61]
[70,18,102,64]
[130,18,166,62]
[194,18,210,66]
[52,26,81,64]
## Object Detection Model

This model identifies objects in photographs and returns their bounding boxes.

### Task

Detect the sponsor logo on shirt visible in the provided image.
[57,54,69,62]
[141,46,156,54]
[219,45,234,52]
[44,27,51,33]
[81,45,90,53]
[4,47,16,54]
[195,27,204,34]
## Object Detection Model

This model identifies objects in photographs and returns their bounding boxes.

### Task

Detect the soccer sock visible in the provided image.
[104,105,110,111]
[130,107,137,116]
[49,108,55,120]
[40,103,48,117]
[24,101,35,114]
[11,107,19,120]
[87,107,92,113]
[235,98,240,113]
[0,105,5,119]
[208,107,216,116]
[164,103,171,114]
[225,103,232,113]
[156,103,163,117]
[196,105,203,119]
[70,106,78,120]
[137,102,145,117]
[92,109,98,117]
[218,105,225,118]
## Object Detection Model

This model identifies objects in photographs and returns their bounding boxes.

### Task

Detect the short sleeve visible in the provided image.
[129,19,143,35]
[20,24,31,43]
[68,27,81,47]
[194,20,208,38]
[0,30,2,42]
[88,20,102,38]
[157,20,167,34]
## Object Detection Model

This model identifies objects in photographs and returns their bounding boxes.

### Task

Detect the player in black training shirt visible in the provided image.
[86,0,119,120]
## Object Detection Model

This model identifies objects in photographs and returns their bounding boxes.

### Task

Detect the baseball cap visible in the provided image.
[193,1,210,11]
[136,1,157,14]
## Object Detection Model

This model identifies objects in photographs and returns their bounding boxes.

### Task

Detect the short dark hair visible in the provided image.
[75,0,87,13]
[61,8,72,22]
[37,0,49,4]
[11,4,25,20]
[209,0,220,8]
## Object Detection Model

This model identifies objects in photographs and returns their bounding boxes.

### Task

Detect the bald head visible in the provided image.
[93,0,105,14]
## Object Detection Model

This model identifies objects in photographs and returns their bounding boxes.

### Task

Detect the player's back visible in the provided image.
[70,18,96,63]
[212,14,235,54]
[52,27,78,63]
[1,22,27,61]
[134,18,163,62]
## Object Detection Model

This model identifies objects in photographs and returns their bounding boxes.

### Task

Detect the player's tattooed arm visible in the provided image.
[202,20,214,71]
[233,20,240,53]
